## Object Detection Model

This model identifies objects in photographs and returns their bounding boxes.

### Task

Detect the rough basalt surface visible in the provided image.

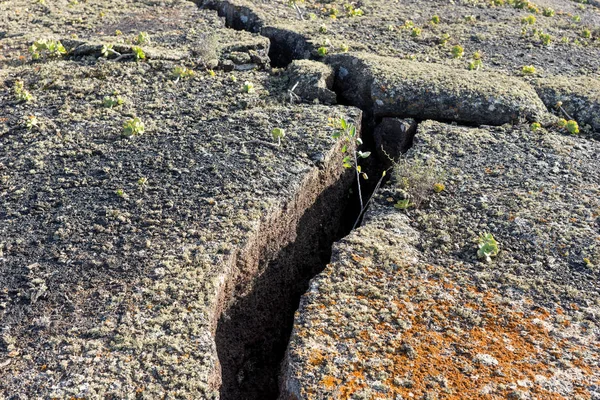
[534,76,600,136]
[328,52,553,125]
[282,121,600,399]
[2,0,600,398]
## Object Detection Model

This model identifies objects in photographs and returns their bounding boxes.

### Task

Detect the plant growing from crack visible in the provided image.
[131,46,145,61]
[477,232,499,262]
[332,117,386,229]
[29,39,66,60]
[101,44,120,58]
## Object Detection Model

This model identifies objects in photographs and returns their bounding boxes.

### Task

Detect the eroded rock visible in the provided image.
[534,76,600,136]
[287,59,337,105]
[373,118,417,166]
[328,53,553,126]
[282,121,600,399]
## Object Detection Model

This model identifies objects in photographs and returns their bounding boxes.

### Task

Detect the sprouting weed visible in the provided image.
[530,122,541,131]
[566,120,579,134]
[14,80,33,102]
[477,232,499,262]
[451,45,464,58]
[317,46,328,56]
[243,81,255,93]
[29,39,66,60]
[172,66,195,80]
[522,65,536,74]
[122,117,145,137]
[103,95,124,108]
[271,128,285,146]
[131,46,145,61]
[135,32,150,45]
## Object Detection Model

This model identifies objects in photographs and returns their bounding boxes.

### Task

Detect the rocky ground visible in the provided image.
[1,0,599,399]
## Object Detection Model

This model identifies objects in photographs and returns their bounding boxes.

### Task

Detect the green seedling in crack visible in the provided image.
[451,45,464,58]
[131,46,145,61]
[332,117,387,229]
[101,44,120,58]
[477,232,499,262]
[29,39,66,60]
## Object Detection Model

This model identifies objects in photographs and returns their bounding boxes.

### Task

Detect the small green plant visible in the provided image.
[172,66,195,81]
[317,46,328,56]
[131,46,145,61]
[542,7,555,17]
[332,117,386,229]
[271,128,286,146]
[101,44,120,58]
[103,95,124,108]
[208,69,216,77]
[431,15,440,24]
[521,15,536,25]
[530,122,541,131]
[539,32,552,45]
[566,120,579,134]
[14,80,33,102]
[464,15,476,23]
[411,27,422,37]
[122,117,145,137]
[393,157,444,208]
[477,232,499,262]
[581,29,591,39]
[394,199,412,210]
[115,29,123,36]
[243,81,255,93]
[522,65,536,74]
[344,4,364,17]
[468,59,483,70]
[572,15,581,23]
[319,24,328,34]
[439,33,451,45]
[29,39,66,60]
[340,43,349,52]
[451,45,464,58]
[137,177,148,187]
[24,115,39,130]
[115,188,125,197]
[135,32,150,45]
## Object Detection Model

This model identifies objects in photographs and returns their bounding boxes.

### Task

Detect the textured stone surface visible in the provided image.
[534,76,600,136]
[282,121,600,399]
[329,52,553,125]
[287,60,336,105]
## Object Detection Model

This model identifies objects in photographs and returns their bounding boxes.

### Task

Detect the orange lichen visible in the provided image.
[320,270,597,399]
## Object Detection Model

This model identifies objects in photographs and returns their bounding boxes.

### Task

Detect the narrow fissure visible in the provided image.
[197,2,399,399]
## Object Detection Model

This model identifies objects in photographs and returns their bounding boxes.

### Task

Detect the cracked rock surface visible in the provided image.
[282,121,600,399]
